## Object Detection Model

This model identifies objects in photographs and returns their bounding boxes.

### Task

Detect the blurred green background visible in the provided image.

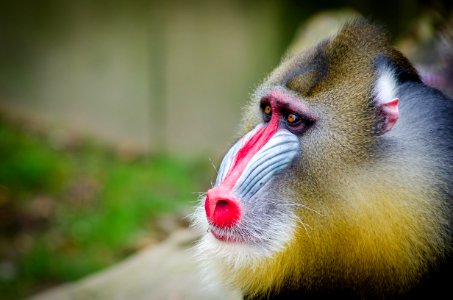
[0,0,452,299]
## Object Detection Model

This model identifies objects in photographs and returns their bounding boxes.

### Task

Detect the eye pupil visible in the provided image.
[264,105,272,115]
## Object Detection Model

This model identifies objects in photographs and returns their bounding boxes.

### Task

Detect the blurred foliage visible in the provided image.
[0,116,212,299]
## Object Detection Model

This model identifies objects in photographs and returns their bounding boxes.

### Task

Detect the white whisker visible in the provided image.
[208,156,218,173]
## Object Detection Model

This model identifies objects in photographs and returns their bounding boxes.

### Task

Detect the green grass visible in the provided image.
[0,116,213,299]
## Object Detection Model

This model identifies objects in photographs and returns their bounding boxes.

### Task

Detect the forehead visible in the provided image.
[274,45,378,97]
[263,22,391,101]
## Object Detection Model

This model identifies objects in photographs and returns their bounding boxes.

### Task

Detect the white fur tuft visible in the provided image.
[373,66,398,105]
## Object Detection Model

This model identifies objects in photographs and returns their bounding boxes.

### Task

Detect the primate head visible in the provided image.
[192,18,452,298]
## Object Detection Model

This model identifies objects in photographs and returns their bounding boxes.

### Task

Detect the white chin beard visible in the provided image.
[191,207,297,271]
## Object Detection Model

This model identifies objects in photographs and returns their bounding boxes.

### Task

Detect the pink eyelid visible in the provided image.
[260,90,318,123]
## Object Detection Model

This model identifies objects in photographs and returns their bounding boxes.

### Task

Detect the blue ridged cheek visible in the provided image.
[214,124,300,201]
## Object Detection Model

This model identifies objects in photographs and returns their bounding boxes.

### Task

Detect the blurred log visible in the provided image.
[30,229,241,300]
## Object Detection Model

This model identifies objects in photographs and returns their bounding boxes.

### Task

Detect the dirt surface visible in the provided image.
[30,229,242,300]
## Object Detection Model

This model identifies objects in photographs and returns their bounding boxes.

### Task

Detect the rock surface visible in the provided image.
[30,229,241,300]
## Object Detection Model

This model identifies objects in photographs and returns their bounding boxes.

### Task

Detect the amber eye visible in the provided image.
[262,105,272,122]
[287,113,301,124]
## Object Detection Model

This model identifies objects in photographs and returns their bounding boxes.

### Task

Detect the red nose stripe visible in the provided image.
[204,113,280,228]
[223,114,280,189]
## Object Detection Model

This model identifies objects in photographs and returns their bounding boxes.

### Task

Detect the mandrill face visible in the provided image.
[201,89,313,252]
[191,79,331,270]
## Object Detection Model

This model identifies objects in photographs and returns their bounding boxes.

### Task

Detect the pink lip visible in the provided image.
[209,226,244,243]
[210,230,228,241]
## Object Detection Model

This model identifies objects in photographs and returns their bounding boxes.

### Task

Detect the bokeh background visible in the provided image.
[0,0,452,299]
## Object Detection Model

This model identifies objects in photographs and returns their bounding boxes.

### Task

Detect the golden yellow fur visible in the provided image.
[215,171,449,298]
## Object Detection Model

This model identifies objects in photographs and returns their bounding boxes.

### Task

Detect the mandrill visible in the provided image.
[192,18,453,299]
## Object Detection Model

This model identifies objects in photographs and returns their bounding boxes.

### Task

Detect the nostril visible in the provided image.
[216,200,229,209]
[205,192,241,228]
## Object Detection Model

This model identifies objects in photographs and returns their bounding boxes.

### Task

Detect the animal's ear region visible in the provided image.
[373,58,400,135]
[377,97,399,134]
